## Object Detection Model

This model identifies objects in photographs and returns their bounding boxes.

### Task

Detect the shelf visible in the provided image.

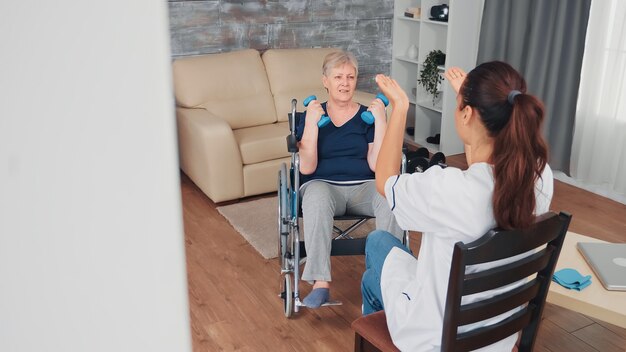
[404,132,443,154]
[395,55,419,65]
[404,132,420,149]
[413,136,441,153]
[422,19,448,26]
[397,16,421,23]
[416,96,443,113]
[406,61,444,69]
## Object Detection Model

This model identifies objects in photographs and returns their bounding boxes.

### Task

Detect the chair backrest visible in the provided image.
[441,211,572,352]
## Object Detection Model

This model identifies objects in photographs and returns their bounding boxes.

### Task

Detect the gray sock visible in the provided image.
[302,288,329,308]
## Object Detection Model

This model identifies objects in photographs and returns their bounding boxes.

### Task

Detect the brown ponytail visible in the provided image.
[460,61,548,229]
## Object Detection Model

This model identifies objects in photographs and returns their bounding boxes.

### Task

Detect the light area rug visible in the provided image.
[216,196,374,259]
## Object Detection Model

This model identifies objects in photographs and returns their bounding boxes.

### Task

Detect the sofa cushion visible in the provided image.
[262,48,340,122]
[172,49,277,129]
[233,122,290,165]
[243,158,290,197]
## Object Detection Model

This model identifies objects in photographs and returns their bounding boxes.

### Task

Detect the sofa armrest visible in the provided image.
[176,107,244,202]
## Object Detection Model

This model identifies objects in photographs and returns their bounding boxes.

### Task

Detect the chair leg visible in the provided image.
[355,333,364,352]
[354,332,382,352]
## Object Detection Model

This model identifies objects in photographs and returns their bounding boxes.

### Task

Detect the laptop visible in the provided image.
[577,242,626,291]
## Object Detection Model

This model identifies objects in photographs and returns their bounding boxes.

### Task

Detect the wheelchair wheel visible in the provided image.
[281,273,293,318]
[277,163,289,270]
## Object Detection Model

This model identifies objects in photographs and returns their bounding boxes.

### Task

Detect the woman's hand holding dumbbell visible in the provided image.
[303,95,330,128]
[361,93,389,124]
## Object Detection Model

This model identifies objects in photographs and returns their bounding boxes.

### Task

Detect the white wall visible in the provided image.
[0,2,191,352]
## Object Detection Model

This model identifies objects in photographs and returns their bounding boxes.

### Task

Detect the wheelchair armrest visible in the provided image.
[286,134,299,153]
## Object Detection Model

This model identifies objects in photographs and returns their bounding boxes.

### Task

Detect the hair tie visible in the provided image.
[508,90,522,105]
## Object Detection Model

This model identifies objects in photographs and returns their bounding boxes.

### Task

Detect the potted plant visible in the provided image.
[418,50,446,104]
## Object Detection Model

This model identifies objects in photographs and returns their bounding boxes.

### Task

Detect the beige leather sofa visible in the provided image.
[172,48,378,203]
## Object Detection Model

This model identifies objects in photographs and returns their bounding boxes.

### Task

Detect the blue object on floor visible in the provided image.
[552,268,592,291]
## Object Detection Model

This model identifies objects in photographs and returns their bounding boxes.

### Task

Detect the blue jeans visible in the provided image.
[361,230,412,315]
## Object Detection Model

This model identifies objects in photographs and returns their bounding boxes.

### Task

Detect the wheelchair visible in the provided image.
[277,98,409,317]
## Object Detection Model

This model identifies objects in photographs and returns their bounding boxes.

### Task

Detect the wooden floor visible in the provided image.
[181,153,626,351]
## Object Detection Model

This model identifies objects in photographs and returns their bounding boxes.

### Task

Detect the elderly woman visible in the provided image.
[295,50,403,308]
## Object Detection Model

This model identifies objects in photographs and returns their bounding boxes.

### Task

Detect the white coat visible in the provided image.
[382,162,553,351]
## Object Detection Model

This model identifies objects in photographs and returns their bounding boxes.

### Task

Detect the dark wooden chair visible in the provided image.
[352,211,572,352]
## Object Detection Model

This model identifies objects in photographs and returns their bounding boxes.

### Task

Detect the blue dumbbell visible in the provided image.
[361,93,389,124]
[303,95,331,128]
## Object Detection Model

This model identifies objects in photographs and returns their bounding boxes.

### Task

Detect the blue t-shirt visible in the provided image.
[295,102,375,185]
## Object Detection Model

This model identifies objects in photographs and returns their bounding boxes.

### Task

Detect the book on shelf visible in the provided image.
[404,7,421,18]
[404,7,422,18]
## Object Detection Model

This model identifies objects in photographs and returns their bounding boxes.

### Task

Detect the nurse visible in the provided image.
[360,62,554,351]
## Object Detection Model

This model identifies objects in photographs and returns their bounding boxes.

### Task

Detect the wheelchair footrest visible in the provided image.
[297,237,366,257]
[321,300,343,307]
[299,300,343,308]
[330,237,366,256]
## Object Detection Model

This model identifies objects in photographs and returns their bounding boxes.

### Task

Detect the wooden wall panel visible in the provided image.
[168,1,220,29]
[168,0,394,93]
[268,19,391,48]
[219,0,309,24]
[308,1,393,21]
[170,24,269,56]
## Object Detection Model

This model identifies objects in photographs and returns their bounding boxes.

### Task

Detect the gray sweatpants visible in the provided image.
[299,180,403,283]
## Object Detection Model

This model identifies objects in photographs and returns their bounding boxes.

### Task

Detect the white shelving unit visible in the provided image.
[391,0,484,155]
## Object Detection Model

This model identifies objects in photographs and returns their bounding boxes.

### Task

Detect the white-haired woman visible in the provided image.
[296,50,403,308]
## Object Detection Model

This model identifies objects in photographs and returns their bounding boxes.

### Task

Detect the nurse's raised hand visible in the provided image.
[375,74,409,111]
[444,67,466,94]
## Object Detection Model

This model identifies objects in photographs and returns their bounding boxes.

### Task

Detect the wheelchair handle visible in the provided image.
[287,98,299,153]
[290,98,297,135]
[361,93,389,125]
[303,95,331,128]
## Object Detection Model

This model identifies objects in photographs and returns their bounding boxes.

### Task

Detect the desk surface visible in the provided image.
[547,232,626,328]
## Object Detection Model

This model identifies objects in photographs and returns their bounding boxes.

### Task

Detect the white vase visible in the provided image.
[406,44,418,59]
